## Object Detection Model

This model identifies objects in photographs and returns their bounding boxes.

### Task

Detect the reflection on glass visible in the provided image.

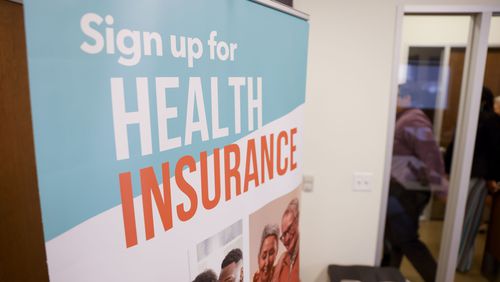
[406,47,444,112]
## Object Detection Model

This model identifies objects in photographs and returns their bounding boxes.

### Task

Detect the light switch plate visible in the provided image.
[353,172,373,192]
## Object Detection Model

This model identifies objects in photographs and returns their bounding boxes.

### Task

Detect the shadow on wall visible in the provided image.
[275,0,293,7]
[312,267,329,282]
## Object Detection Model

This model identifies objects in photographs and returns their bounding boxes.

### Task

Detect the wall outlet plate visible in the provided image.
[353,172,373,192]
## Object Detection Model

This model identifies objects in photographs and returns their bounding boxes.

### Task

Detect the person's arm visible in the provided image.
[484,118,500,193]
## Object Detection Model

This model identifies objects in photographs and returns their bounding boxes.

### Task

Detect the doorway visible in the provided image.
[378,8,500,282]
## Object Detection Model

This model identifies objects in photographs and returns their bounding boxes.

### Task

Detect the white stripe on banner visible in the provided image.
[46,104,304,282]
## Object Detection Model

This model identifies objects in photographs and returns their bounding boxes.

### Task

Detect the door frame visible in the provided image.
[376,5,500,282]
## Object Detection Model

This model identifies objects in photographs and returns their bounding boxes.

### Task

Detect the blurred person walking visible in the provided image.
[382,83,448,282]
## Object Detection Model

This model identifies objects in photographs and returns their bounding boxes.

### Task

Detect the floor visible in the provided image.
[399,220,488,282]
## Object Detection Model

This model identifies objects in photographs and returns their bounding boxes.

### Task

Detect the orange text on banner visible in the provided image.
[119,127,298,247]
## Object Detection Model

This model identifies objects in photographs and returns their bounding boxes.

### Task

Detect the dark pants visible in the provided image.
[382,182,437,282]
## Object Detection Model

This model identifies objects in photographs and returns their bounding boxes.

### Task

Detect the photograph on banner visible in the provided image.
[249,187,301,282]
[190,220,244,282]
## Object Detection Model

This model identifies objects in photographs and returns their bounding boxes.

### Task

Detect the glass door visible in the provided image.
[382,15,474,282]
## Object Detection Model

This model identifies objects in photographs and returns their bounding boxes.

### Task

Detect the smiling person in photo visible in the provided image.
[253,224,279,282]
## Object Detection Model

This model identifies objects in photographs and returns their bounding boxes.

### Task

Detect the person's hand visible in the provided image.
[408,161,429,186]
[486,180,499,194]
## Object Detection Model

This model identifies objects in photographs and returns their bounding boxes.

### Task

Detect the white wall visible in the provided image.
[403,16,471,46]
[491,17,500,43]
[293,1,500,281]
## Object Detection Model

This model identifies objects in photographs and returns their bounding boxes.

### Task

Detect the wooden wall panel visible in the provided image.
[0,1,49,281]
[483,48,500,98]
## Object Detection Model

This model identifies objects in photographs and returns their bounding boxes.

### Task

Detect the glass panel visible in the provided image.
[382,15,473,282]
[458,15,500,282]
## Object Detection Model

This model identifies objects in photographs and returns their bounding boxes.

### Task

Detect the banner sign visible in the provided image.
[24,0,308,281]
